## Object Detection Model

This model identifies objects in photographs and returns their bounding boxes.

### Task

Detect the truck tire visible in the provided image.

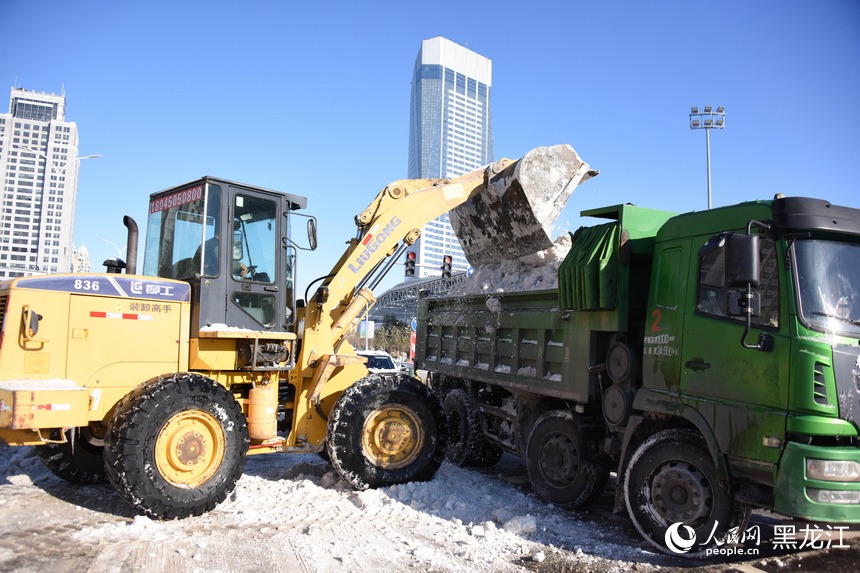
[36,426,107,484]
[624,428,751,555]
[104,373,249,519]
[472,441,504,468]
[443,389,481,466]
[327,373,447,490]
[525,410,605,508]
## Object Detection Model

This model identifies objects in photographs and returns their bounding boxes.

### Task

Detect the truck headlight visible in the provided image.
[807,488,860,504]
[806,459,860,482]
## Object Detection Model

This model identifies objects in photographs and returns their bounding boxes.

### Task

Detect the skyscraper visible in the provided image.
[0,88,81,278]
[407,37,493,278]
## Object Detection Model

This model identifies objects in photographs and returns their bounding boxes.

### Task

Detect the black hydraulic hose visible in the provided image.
[304,273,336,304]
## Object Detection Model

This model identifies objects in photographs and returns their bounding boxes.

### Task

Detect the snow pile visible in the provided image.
[450,234,571,296]
[0,442,52,486]
[4,441,813,571]
[0,440,659,572]
[85,452,648,569]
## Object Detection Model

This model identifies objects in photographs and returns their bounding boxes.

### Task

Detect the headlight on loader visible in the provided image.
[22,305,43,340]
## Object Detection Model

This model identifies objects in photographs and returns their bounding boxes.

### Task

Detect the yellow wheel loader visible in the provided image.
[0,145,595,518]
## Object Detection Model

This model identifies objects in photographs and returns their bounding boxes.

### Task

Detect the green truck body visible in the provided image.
[416,197,860,553]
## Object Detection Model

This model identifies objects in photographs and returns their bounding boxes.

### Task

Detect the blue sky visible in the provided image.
[2,0,859,293]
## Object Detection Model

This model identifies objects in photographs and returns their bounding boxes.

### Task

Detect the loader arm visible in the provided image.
[300,159,512,371]
[289,144,594,449]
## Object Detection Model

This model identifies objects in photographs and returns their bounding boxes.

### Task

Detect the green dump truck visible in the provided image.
[416,197,860,554]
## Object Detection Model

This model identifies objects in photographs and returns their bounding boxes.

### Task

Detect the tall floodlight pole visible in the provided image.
[689,106,725,209]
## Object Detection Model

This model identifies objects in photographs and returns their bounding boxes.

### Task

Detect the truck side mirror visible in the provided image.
[725,233,760,288]
[307,219,318,251]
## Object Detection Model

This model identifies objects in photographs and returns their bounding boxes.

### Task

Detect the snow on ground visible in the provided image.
[0,441,665,573]
[1,442,855,572]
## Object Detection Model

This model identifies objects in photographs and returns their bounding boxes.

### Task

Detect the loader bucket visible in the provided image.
[449,144,597,266]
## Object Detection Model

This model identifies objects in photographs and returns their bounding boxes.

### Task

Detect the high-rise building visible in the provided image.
[0,88,81,278]
[72,243,91,273]
[407,37,493,278]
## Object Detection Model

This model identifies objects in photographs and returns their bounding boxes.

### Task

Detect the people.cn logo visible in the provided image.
[665,523,697,553]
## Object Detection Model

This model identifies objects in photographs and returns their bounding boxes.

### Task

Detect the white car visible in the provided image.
[356,350,400,374]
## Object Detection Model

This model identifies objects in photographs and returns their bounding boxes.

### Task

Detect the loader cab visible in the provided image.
[142,177,310,335]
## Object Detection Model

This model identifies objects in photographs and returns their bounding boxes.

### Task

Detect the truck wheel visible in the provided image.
[443,389,480,466]
[36,426,107,484]
[104,373,249,519]
[525,410,605,508]
[624,428,751,555]
[472,441,504,468]
[327,374,447,490]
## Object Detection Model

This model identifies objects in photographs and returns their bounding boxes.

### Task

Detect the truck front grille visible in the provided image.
[0,294,6,331]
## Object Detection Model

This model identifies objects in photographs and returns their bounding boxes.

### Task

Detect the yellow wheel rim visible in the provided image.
[361,405,424,470]
[155,410,225,488]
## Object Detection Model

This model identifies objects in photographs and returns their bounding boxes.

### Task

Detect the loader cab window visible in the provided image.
[231,194,276,284]
[230,194,278,327]
[143,183,221,280]
[696,234,779,328]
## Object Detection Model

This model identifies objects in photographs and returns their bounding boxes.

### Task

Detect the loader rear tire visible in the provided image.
[327,374,447,490]
[36,426,107,484]
[104,373,249,519]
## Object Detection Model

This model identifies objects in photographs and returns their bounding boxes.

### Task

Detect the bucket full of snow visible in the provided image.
[449,144,597,266]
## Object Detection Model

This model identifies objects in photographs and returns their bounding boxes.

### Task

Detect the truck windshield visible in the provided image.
[795,239,860,338]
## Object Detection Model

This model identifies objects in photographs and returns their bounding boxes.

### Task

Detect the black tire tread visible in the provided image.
[327,374,447,490]
[35,428,106,485]
[104,373,249,519]
[525,410,605,509]
[623,428,751,556]
[443,389,481,466]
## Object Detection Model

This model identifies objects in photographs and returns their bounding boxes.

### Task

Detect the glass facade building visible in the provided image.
[0,88,81,278]
[407,37,493,278]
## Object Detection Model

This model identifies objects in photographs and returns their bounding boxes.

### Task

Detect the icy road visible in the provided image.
[0,442,856,573]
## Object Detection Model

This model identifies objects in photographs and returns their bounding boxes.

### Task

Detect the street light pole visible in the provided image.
[11,144,102,274]
[14,144,102,174]
[689,106,725,209]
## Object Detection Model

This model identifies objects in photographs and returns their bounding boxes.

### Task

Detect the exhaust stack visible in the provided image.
[123,216,138,275]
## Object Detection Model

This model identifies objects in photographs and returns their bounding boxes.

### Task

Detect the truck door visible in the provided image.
[679,233,789,484]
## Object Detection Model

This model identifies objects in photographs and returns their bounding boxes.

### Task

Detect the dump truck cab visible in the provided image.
[630,196,860,532]
[143,177,310,336]
[418,194,860,554]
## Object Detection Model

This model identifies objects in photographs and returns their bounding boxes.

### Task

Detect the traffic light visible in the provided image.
[441,254,452,278]
[405,251,416,277]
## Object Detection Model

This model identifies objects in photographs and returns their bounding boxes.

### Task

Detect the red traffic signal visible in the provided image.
[405,251,417,277]
[441,254,452,278]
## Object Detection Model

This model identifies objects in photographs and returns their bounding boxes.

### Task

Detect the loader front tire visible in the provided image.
[104,373,249,519]
[36,426,107,484]
[327,374,447,490]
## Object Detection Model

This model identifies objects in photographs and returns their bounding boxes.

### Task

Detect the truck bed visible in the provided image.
[416,289,589,401]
